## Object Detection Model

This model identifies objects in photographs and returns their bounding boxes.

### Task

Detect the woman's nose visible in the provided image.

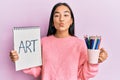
[59,15,64,21]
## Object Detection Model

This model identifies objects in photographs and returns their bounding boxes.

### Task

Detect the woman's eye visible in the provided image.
[54,15,59,17]
[64,14,69,17]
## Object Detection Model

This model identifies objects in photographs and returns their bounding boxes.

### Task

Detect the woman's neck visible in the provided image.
[54,31,71,38]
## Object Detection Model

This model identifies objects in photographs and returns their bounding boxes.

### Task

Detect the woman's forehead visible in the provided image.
[54,5,70,13]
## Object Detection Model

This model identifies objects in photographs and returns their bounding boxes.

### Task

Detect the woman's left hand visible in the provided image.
[98,48,108,63]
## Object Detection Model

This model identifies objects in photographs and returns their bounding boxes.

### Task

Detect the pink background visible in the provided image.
[0,0,120,80]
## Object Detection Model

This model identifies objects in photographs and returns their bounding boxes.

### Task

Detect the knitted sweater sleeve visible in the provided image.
[23,66,42,78]
[78,40,99,80]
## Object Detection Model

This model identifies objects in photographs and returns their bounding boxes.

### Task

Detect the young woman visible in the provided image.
[10,2,108,80]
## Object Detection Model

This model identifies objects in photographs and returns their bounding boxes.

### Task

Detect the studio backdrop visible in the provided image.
[0,0,120,80]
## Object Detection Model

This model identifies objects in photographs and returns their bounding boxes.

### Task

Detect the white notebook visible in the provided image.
[13,26,42,71]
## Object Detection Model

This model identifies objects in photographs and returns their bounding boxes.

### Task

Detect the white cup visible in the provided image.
[87,49,100,64]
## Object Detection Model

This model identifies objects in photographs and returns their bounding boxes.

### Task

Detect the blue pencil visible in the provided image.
[95,38,101,49]
[85,37,90,49]
[90,39,94,49]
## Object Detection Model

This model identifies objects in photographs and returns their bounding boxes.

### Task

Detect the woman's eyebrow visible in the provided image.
[54,11,59,14]
[54,10,70,14]
[64,11,70,13]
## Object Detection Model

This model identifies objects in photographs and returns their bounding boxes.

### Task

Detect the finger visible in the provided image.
[10,55,19,62]
[98,58,102,63]
[100,48,108,57]
[13,54,19,59]
[100,50,108,58]
[98,55,106,63]
[11,58,18,62]
[10,50,16,54]
[99,52,108,63]
[98,57,103,63]
[10,50,18,56]
[99,53,107,60]
[99,56,104,62]
[100,48,107,53]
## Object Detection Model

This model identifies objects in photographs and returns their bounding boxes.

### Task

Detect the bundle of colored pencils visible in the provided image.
[84,35,101,49]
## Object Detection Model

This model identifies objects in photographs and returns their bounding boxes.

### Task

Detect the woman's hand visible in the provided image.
[98,48,108,63]
[10,50,19,62]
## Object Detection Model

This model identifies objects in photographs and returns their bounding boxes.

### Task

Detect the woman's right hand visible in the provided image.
[10,50,19,62]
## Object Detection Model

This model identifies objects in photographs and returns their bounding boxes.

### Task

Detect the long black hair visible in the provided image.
[47,2,75,36]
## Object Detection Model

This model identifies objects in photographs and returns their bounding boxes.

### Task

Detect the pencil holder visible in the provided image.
[87,49,100,64]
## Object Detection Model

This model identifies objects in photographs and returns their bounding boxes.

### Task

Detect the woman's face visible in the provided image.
[53,5,73,32]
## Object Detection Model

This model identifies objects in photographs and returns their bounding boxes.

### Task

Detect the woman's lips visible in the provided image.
[59,23,64,27]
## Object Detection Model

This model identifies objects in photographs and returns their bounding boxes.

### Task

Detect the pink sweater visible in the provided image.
[23,35,99,80]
